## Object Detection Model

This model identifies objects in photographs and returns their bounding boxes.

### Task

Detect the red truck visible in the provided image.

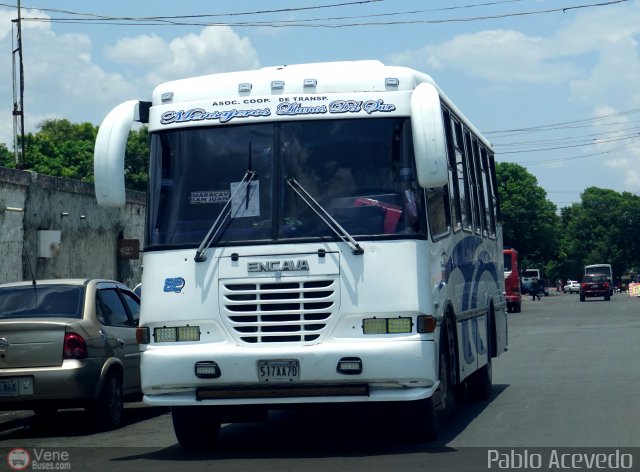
[503,248,522,313]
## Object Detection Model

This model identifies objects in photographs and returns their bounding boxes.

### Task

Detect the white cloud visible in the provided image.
[389,29,579,85]
[386,1,640,197]
[389,2,640,90]
[105,26,260,88]
[0,8,260,147]
[430,29,581,84]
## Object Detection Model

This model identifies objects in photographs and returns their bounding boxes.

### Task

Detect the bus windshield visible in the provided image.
[146,118,427,249]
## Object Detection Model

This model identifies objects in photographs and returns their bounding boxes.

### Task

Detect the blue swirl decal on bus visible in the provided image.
[442,235,499,365]
[164,277,186,293]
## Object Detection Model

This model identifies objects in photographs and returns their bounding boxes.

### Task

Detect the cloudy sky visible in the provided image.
[1,0,639,209]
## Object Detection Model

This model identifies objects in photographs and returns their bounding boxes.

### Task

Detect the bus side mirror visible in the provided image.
[94,100,140,208]
[410,82,448,189]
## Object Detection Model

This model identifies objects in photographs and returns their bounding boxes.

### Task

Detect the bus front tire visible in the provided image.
[436,319,457,418]
[404,397,439,442]
[172,406,221,451]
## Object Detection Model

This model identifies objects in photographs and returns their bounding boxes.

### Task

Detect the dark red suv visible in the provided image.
[580,273,611,301]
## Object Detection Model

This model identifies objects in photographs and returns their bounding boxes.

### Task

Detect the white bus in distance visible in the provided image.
[93,60,508,450]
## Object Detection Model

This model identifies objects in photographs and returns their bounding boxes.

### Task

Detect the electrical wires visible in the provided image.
[0,0,630,28]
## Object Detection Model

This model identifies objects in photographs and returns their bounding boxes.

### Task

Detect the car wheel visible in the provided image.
[172,406,222,451]
[91,372,123,430]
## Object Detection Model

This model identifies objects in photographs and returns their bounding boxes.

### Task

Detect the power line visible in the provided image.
[7,0,630,28]
[493,124,640,148]
[497,133,640,154]
[484,106,640,136]
[0,0,384,19]
[506,142,640,165]
[0,0,524,22]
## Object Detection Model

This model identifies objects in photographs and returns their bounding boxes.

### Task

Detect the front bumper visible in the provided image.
[141,339,437,406]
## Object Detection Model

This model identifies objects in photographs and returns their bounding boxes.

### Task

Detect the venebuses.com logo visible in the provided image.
[6,448,30,471]
[5,447,71,470]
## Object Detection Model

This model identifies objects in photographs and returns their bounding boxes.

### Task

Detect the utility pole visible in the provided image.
[12,0,25,168]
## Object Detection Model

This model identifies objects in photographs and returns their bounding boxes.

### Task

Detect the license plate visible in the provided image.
[0,378,18,397]
[0,377,33,397]
[258,360,299,382]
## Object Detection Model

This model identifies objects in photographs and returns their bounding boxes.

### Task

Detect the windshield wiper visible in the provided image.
[194,170,256,263]
[286,178,364,255]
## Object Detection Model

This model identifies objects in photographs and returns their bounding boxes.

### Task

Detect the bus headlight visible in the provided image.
[154,325,201,342]
[362,317,413,334]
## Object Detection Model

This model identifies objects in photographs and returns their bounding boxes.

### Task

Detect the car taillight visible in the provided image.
[64,332,87,359]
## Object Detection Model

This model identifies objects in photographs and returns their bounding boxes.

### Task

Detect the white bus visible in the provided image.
[94,60,507,450]
[585,263,614,295]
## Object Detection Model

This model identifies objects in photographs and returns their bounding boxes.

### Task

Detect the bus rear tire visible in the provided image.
[172,406,221,451]
[468,358,492,401]
[468,313,493,401]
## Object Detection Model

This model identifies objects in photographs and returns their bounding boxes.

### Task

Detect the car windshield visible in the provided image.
[0,285,84,319]
[146,118,426,250]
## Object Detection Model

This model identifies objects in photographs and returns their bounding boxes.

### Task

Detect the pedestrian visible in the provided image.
[531,277,541,301]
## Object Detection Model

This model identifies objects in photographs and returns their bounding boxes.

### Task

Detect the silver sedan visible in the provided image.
[0,279,141,429]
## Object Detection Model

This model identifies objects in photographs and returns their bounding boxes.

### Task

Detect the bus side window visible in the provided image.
[426,185,451,239]
[480,146,496,238]
[442,107,462,232]
[465,131,483,236]
[452,118,472,232]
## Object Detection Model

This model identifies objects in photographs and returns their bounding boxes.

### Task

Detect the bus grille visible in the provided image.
[221,279,337,344]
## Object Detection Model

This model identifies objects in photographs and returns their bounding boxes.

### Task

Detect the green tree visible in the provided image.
[2,119,149,192]
[562,187,640,283]
[496,162,560,278]
[0,142,13,167]
[22,119,97,181]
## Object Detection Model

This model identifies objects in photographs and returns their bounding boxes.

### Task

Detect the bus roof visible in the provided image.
[150,60,493,149]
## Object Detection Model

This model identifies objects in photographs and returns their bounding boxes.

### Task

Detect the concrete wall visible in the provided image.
[0,167,145,288]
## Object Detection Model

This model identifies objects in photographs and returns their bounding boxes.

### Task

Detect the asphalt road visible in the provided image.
[1,291,639,471]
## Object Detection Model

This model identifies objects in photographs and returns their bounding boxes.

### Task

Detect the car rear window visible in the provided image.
[0,285,84,319]
[584,274,606,283]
